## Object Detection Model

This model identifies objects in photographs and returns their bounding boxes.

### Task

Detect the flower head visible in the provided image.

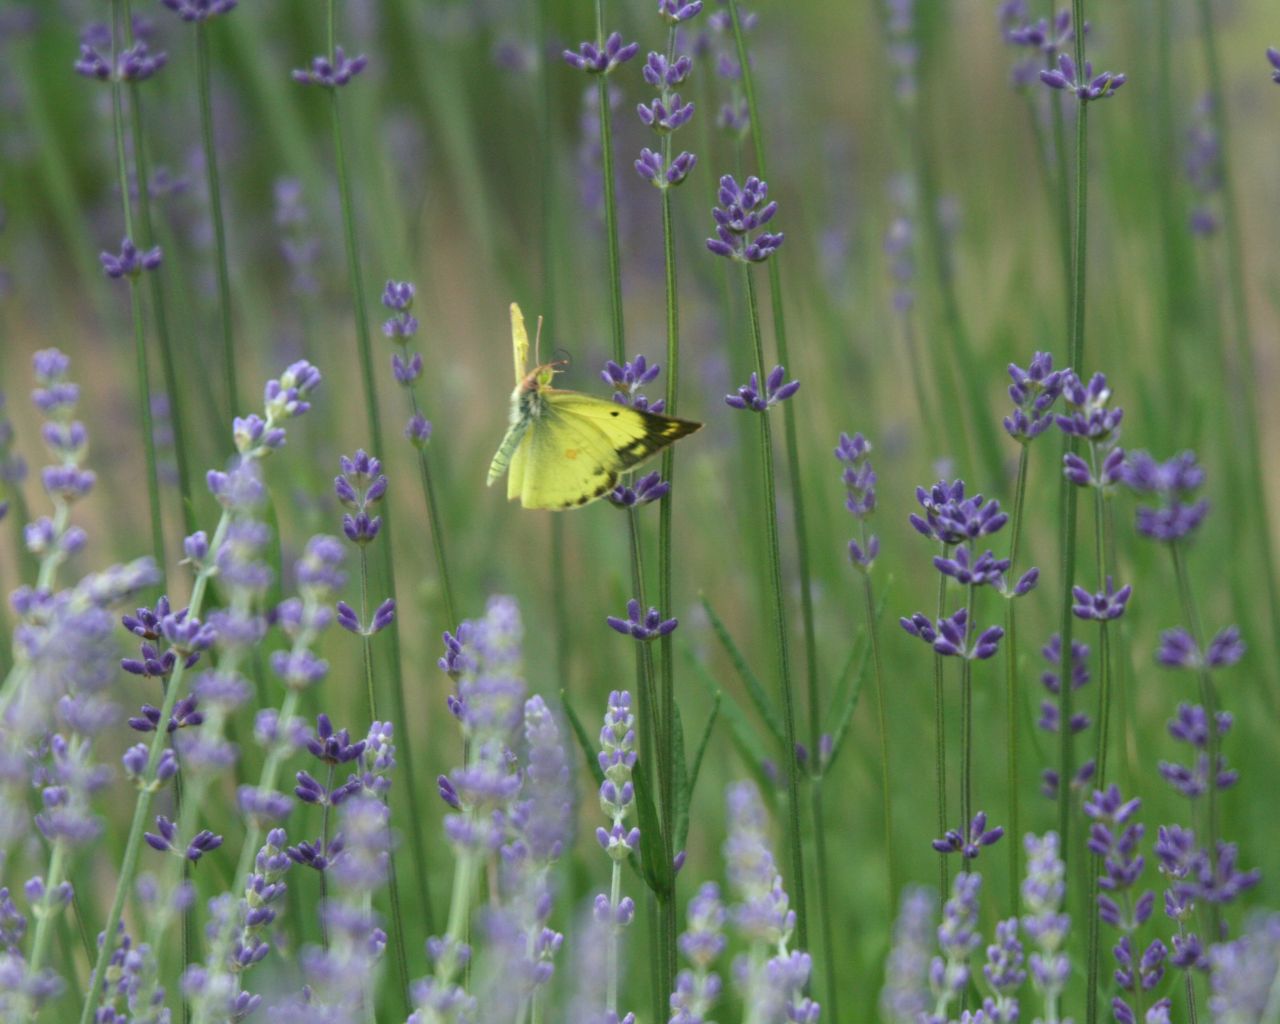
[1040,52,1126,101]
[563,32,639,74]
[725,366,799,412]
[706,175,784,263]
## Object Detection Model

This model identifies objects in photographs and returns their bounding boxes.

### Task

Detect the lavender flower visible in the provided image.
[724,781,818,1023]
[930,872,983,1017]
[602,356,665,412]
[901,607,1005,660]
[563,32,639,74]
[274,178,320,294]
[1040,52,1126,101]
[1184,97,1222,236]
[1071,576,1133,621]
[932,811,1005,860]
[160,0,236,20]
[1123,449,1210,543]
[836,432,880,570]
[291,47,368,87]
[706,175,785,262]
[724,366,800,411]
[99,237,162,279]
[880,887,934,1024]
[606,599,678,641]
[1208,912,1280,1020]
[669,883,725,1024]
[1038,634,1095,798]
[1004,352,1066,442]
[608,471,670,508]
[1268,47,1280,84]
[909,480,1008,544]
[1022,833,1070,1020]
[1158,703,1237,799]
[1156,626,1244,670]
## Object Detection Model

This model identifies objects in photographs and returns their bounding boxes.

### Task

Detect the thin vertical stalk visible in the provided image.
[1169,541,1222,941]
[109,0,166,581]
[536,0,570,689]
[1192,0,1280,685]
[123,0,196,539]
[1004,444,1030,909]
[809,776,839,1021]
[327,58,434,936]
[356,548,411,1010]
[1057,0,1090,869]
[864,566,897,909]
[933,554,951,897]
[726,0,814,955]
[742,267,808,952]
[194,20,237,422]
[959,583,976,835]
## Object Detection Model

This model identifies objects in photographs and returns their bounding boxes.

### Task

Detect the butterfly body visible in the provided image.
[487,304,702,510]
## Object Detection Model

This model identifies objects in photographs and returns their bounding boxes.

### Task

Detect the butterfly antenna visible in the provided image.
[534,316,545,365]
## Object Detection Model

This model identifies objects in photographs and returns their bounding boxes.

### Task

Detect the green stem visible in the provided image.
[1057,0,1090,872]
[1169,541,1222,942]
[960,583,976,835]
[594,74,625,364]
[809,777,839,1021]
[726,0,815,955]
[934,552,951,897]
[1193,0,1280,692]
[109,0,165,581]
[123,0,196,540]
[328,71,433,938]
[742,266,808,952]
[1005,445,1030,909]
[864,568,897,910]
[195,20,237,423]
[26,840,67,985]
[356,546,411,1011]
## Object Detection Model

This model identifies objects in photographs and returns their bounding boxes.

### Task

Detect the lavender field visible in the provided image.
[2,0,1280,1021]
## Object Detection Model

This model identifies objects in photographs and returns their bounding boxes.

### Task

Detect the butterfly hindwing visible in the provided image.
[518,402,623,509]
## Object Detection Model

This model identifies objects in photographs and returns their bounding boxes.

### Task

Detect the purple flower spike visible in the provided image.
[1071,577,1133,621]
[563,32,639,74]
[636,93,695,132]
[725,365,800,412]
[1004,352,1066,441]
[292,46,368,87]
[1040,52,1126,102]
[602,356,664,411]
[902,608,1004,660]
[933,811,1005,860]
[1124,450,1211,543]
[100,238,163,280]
[160,0,237,21]
[608,470,670,508]
[606,599,677,642]
[1269,47,1280,83]
[933,545,1010,588]
[659,0,704,23]
[706,174,785,263]
[635,147,696,187]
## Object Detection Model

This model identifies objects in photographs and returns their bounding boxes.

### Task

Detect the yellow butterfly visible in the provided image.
[487,303,702,510]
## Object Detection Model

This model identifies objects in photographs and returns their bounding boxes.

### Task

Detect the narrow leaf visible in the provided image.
[676,692,721,852]
[700,594,785,748]
[559,690,605,788]
[633,755,671,896]
[686,646,772,793]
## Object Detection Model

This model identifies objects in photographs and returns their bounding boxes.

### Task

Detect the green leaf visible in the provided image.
[676,692,721,853]
[685,646,772,793]
[559,690,605,788]
[700,594,785,749]
[825,585,892,772]
[633,754,671,896]
[671,701,688,855]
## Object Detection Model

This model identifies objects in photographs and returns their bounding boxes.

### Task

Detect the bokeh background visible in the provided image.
[1,0,1279,1018]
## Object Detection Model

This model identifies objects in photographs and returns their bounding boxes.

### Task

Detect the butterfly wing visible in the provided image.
[510,302,530,384]
[516,393,703,510]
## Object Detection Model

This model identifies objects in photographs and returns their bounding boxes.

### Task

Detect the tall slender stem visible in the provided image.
[356,547,411,1010]
[195,20,237,423]
[109,0,165,581]
[960,583,976,835]
[328,67,433,936]
[933,555,951,897]
[1057,0,1089,870]
[1004,445,1030,908]
[726,0,813,954]
[742,266,808,952]
[864,569,897,909]
[124,0,195,539]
